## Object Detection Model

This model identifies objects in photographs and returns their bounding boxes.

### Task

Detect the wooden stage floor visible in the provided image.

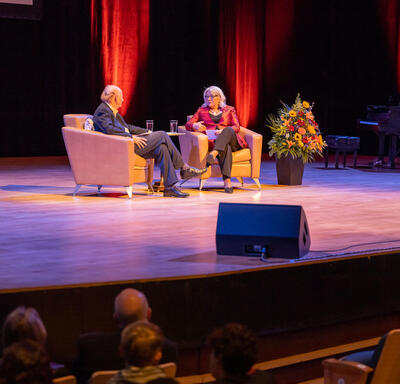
[1,155,400,292]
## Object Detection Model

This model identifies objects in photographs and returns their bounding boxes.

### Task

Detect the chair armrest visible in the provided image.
[178,126,209,168]
[62,127,136,186]
[322,358,373,384]
[240,127,263,177]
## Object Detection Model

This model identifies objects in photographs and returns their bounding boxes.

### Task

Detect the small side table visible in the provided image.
[324,135,360,168]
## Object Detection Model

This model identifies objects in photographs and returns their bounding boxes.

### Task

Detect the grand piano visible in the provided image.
[358,103,400,168]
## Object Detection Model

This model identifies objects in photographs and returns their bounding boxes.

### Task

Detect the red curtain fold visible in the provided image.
[91,0,149,119]
[264,0,295,91]
[218,0,263,128]
[377,0,400,92]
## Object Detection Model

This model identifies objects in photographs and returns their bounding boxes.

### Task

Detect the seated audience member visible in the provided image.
[72,288,177,384]
[1,306,66,378]
[207,323,275,384]
[0,340,52,384]
[108,321,166,384]
[2,307,47,350]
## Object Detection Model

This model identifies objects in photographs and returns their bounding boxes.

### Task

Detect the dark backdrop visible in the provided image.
[0,0,397,157]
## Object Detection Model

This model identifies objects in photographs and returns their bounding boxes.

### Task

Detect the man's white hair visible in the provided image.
[101,85,122,102]
[202,85,227,108]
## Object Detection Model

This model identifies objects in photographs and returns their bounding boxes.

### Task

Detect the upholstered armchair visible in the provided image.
[178,124,262,190]
[62,114,154,198]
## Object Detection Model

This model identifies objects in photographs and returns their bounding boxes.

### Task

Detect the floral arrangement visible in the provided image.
[267,94,326,163]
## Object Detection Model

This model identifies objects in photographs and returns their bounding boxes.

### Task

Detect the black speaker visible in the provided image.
[216,203,310,259]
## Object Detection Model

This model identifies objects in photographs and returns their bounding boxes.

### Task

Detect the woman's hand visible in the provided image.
[132,136,147,149]
[193,121,207,132]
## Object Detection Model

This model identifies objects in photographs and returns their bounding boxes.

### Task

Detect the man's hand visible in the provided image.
[193,121,207,132]
[132,136,147,148]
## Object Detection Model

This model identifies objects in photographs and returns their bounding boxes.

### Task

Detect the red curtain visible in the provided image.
[218,0,263,128]
[90,0,150,119]
[377,0,400,92]
[264,0,295,91]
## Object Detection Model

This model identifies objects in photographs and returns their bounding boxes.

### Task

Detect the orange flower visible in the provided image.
[286,140,294,148]
[307,125,316,134]
[298,127,306,135]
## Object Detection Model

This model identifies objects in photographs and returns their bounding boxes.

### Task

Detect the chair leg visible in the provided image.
[147,183,154,193]
[324,150,329,168]
[199,179,206,190]
[353,150,358,168]
[97,185,102,193]
[253,178,261,190]
[343,152,347,168]
[237,176,244,186]
[126,186,133,199]
[73,184,81,197]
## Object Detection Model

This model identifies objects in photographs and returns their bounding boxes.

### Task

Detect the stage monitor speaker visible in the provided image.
[216,203,310,259]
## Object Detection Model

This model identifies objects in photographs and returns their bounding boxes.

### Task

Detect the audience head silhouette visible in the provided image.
[114,288,152,329]
[207,323,258,379]
[0,340,52,384]
[2,307,47,350]
[120,321,164,367]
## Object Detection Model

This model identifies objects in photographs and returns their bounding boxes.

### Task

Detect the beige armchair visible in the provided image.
[178,125,262,190]
[62,114,153,198]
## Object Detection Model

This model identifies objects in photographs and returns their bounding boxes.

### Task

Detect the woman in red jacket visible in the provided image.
[186,86,247,193]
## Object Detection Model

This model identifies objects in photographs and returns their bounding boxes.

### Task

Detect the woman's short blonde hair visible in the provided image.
[202,85,226,108]
[101,85,122,102]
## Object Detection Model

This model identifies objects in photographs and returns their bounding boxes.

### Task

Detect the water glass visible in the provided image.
[170,120,178,133]
[146,120,154,131]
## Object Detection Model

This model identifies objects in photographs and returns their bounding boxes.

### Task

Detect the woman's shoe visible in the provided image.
[206,153,216,167]
[224,186,234,193]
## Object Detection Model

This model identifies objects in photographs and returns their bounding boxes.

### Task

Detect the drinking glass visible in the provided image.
[169,120,178,133]
[146,120,154,132]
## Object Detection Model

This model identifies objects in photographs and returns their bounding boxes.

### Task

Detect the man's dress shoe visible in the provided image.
[163,186,189,198]
[224,186,234,193]
[180,166,207,180]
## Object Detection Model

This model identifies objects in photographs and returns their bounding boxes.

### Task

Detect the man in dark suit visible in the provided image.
[72,289,178,384]
[93,85,206,198]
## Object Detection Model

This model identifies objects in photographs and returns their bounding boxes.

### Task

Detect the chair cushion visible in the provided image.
[232,148,251,163]
[63,114,93,129]
[325,135,360,150]
[134,155,148,167]
[207,148,251,165]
